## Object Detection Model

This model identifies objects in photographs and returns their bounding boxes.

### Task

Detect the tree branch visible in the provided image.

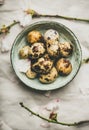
[24,9,89,23]
[32,13,89,23]
[19,102,89,126]
[0,21,19,35]
[0,10,89,35]
[82,58,89,64]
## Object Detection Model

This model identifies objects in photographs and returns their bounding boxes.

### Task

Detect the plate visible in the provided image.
[11,21,82,91]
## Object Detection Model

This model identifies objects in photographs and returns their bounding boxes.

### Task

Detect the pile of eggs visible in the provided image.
[19,29,73,84]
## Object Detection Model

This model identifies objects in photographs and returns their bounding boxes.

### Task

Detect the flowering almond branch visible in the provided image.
[25,9,89,23]
[0,9,89,35]
[33,13,89,23]
[0,20,19,35]
[19,102,89,126]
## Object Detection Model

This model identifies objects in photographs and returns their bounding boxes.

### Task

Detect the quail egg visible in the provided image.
[27,30,42,44]
[32,54,53,74]
[19,46,30,59]
[46,41,60,58]
[26,68,37,79]
[44,29,59,44]
[56,58,72,75]
[59,42,73,57]
[29,42,45,59]
[39,67,58,84]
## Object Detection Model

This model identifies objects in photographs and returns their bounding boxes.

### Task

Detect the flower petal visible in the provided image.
[0,35,10,52]
[44,91,51,98]
[16,59,31,73]
[44,99,60,112]
[40,122,50,128]
[18,13,32,27]
[23,14,32,26]
[0,120,12,130]
[19,0,31,10]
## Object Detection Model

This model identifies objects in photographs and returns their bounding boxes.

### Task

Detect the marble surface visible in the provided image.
[0,0,89,130]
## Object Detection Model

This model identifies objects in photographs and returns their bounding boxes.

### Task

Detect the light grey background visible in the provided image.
[0,0,89,130]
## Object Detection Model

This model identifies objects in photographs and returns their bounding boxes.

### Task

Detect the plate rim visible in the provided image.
[10,21,82,91]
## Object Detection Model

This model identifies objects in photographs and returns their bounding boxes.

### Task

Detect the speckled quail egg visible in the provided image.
[39,67,58,84]
[27,30,42,44]
[28,42,45,59]
[32,54,53,74]
[59,42,73,57]
[26,68,37,79]
[56,58,72,75]
[44,29,59,44]
[46,41,60,58]
[19,46,30,59]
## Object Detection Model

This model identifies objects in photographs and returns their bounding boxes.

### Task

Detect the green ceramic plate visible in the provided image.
[11,21,82,91]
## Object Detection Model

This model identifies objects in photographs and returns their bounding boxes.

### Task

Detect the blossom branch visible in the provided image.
[0,9,89,35]
[0,20,19,35]
[33,13,89,23]
[19,102,89,126]
[25,9,89,23]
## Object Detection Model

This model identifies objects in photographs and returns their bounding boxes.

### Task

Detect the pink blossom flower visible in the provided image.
[40,99,60,128]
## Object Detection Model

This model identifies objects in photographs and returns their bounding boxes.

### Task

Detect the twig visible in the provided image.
[0,9,89,35]
[0,21,19,35]
[82,58,89,64]
[26,9,89,23]
[19,102,89,126]
[32,13,89,23]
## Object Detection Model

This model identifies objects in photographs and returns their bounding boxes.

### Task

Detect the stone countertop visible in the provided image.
[0,0,89,130]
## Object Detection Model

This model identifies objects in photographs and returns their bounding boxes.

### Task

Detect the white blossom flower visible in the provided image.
[0,120,12,130]
[16,59,31,73]
[17,10,32,27]
[44,91,51,98]
[16,0,32,27]
[40,99,60,128]
[44,99,60,112]
[0,0,34,53]
[0,34,11,52]
[40,122,50,128]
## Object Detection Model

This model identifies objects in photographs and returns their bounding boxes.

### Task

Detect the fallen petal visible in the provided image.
[40,122,50,128]
[19,0,31,10]
[18,12,32,27]
[44,91,51,98]
[23,14,32,26]
[16,59,31,73]
[45,99,60,112]
[0,120,12,130]
[1,36,10,52]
